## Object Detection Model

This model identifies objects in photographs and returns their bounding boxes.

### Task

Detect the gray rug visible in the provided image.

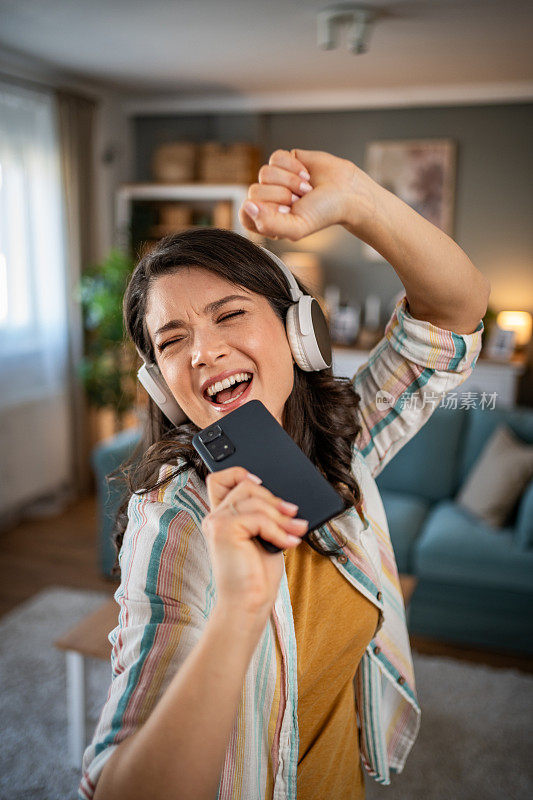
[0,587,532,800]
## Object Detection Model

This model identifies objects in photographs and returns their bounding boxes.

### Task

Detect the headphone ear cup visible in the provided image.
[286,303,314,371]
[137,363,188,426]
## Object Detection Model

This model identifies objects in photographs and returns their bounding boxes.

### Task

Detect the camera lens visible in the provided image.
[201,424,222,443]
[206,433,235,462]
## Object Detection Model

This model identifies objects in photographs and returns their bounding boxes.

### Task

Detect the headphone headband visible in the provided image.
[259,246,303,303]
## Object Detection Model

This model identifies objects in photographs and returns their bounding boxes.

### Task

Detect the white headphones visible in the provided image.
[137,247,332,426]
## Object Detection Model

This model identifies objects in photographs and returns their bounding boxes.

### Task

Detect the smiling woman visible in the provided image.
[81,149,487,800]
[144,269,295,428]
[114,226,363,563]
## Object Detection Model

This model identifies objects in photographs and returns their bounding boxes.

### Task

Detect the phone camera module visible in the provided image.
[205,433,235,462]
[199,424,222,444]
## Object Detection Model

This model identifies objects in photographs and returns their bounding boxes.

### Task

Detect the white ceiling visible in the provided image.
[1,0,532,110]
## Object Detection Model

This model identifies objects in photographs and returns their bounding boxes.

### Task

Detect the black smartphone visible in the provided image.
[192,399,347,553]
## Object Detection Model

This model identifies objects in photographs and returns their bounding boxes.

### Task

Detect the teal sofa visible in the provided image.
[376,405,533,655]
[92,406,533,655]
[92,427,142,580]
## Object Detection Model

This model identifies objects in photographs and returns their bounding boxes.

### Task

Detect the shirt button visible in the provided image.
[398,675,406,685]
[337,553,348,564]
[373,645,381,655]
[377,591,383,601]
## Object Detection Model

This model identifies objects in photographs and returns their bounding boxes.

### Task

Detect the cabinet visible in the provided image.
[331,347,371,381]
[332,346,526,408]
[115,183,258,255]
[456,356,526,408]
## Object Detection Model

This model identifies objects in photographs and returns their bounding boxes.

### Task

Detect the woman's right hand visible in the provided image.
[202,466,308,628]
[239,148,373,242]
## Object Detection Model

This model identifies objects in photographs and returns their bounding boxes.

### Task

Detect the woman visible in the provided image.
[79,149,489,800]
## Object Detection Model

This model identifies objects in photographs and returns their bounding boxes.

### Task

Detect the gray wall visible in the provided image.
[134,103,533,325]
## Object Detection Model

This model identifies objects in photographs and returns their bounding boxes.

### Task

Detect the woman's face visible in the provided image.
[145,267,295,429]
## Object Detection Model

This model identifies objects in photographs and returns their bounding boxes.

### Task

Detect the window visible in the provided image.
[0,80,69,408]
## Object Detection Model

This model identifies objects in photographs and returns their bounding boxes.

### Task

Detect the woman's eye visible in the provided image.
[219,310,245,322]
[158,311,245,351]
[159,337,183,351]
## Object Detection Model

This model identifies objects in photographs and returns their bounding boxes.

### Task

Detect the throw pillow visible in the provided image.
[456,424,533,527]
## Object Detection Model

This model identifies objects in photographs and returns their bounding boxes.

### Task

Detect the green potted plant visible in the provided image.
[77,249,138,436]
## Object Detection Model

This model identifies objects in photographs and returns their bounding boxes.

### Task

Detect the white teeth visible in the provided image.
[206,371,252,397]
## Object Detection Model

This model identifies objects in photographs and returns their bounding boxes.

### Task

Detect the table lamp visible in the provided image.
[496,311,532,351]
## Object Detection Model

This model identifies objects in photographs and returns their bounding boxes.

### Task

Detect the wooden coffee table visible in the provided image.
[54,596,118,766]
[55,574,419,766]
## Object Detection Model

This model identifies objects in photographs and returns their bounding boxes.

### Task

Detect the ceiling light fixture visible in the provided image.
[317,3,379,55]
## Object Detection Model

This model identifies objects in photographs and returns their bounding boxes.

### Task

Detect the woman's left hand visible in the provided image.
[239,148,376,241]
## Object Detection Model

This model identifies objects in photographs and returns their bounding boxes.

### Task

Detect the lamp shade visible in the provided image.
[496,311,532,347]
[281,251,323,296]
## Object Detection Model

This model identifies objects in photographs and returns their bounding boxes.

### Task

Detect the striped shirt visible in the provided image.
[79,295,483,799]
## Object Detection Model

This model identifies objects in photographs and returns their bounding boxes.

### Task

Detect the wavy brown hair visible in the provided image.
[110,227,363,577]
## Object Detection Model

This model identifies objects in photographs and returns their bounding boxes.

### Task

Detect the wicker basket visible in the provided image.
[212,201,233,229]
[151,142,198,183]
[159,204,192,227]
[198,142,262,184]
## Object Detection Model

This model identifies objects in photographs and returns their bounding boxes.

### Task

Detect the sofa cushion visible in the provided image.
[379,490,430,573]
[458,406,533,486]
[413,500,533,593]
[376,407,469,502]
[456,424,533,527]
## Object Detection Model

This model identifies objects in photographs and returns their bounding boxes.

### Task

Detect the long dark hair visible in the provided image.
[110,228,363,577]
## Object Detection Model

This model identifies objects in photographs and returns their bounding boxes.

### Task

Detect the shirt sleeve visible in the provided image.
[352,294,484,479]
[78,480,213,800]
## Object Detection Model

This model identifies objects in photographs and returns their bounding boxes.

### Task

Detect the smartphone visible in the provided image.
[192,399,347,553]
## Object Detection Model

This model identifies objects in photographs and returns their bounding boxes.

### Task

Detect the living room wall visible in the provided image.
[133,102,533,329]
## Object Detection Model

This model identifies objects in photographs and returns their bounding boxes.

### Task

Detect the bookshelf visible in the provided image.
[115,183,258,255]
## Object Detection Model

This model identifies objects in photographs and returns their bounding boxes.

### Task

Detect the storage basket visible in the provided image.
[159,204,192,228]
[212,200,233,229]
[151,142,197,183]
[198,142,262,184]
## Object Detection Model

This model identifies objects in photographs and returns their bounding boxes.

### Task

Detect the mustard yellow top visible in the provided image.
[283,542,379,800]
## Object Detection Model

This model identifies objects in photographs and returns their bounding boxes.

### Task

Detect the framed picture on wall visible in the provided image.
[363,138,457,262]
[485,326,516,361]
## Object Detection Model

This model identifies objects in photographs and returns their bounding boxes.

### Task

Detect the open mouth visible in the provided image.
[203,374,254,411]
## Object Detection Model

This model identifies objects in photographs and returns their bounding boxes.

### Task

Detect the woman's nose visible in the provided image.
[190,328,231,368]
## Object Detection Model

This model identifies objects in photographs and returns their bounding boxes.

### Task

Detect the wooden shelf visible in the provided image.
[116,183,259,247]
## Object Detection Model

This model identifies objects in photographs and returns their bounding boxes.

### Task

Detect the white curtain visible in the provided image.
[0,79,71,518]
